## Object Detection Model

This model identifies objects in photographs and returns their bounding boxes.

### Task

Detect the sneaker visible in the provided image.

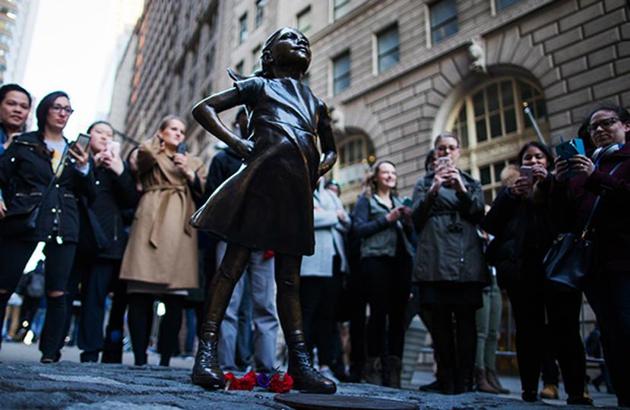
[540,384,560,400]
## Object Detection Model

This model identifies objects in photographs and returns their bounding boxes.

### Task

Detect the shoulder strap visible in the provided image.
[581,161,624,238]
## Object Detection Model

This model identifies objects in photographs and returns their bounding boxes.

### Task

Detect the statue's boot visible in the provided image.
[191,322,225,389]
[287,331,337,394]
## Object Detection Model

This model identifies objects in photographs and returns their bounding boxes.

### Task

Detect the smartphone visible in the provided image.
[72,133,91,151]
[520,165,533,185]
[436,156,451,169]
[107,140,121,157]
[555,138,585,160]
[176,142,187,155]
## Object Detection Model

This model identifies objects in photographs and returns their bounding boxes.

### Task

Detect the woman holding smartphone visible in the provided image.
[482,141,590,404]
[0,91,94,362]
[352,160,414,387]
[119,115,206,366]
[70,121,139,363]
[551,103,630,408]
[411,132,487,395]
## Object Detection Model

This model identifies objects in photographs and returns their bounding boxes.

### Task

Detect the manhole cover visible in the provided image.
[274,393,418,410]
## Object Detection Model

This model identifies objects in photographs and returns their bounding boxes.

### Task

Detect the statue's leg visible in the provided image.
[192,243,250,388]
[275,253,336,394]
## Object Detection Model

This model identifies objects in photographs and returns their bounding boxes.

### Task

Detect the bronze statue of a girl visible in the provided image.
[190,27,337,393]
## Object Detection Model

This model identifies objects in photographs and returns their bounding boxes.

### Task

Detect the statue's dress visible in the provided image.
[191,76,330,256]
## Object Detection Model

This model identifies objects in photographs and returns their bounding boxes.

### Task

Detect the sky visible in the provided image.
[19,0,143,271]
[21,0,143,140]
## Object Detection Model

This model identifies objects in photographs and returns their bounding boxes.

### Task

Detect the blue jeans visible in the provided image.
[475,275,502,371]
[216,241,279,372]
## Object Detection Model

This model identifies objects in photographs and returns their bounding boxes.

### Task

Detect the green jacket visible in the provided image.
[411,171,488,284]
[353,193,414,258]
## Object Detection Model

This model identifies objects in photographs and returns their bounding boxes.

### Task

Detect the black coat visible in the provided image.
[203,147,243,202]
[481,178,556,288]
[0,131,96,243]
[79,163,140,259]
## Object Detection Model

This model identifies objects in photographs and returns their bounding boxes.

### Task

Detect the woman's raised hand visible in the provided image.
[101,151,125,176]
[532,164,548,181]
[173,153,196,182]
[569,155,595,177]
[554,159,570,181]
[509,176,531,197]
[386,206,402,222]
[445,168,467,193]
[69,143,89,168]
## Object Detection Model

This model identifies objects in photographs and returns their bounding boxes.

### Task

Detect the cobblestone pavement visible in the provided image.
[0,343,618,409]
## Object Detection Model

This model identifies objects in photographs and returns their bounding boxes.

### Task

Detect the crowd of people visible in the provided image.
[0,72,629,406]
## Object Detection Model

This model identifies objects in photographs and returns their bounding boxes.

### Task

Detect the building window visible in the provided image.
[252,44,261,73]
[446,77,548,203]
[297,6,312,35]
[478,159,513,204]
[452,104,469,148]
[332,51,351,95]
[255,0,265,28]
[333,0,351,21]
[430,0,458,45]
[339,137,366,167]
[376,24,399,73]
[238,13,248,44]
[496,0,522,11]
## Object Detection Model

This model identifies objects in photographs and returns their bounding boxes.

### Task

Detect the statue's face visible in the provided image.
[268,28,311,72]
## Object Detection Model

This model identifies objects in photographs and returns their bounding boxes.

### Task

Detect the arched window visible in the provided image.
[332,131,375,205]
[446,77,548,203]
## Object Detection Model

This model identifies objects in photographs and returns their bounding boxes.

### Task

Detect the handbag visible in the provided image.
[543,162,623,290]
[0,203,41,235]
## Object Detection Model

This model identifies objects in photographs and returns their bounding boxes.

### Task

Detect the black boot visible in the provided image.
[454,366,474,394]
[287,331,336,394]
[383,355,402,388]
[363,357,383,386]
[191,322,225,389]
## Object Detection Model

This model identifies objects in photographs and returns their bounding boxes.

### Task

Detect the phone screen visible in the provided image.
[520,165,533,184]
[74,133,91,151]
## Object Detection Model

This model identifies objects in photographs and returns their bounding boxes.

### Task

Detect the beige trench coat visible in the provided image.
[120,136,207,290]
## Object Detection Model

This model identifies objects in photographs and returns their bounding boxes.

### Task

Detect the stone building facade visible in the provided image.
[303,0,630,204]
[121,0,630,203]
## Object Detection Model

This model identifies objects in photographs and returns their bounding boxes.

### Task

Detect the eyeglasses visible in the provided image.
[436,144,459,152]
[50,105,74,115]
[587,117,619,134]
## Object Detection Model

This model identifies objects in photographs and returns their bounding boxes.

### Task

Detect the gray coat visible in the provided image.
[300,185,350,277]
[411,171,488,284]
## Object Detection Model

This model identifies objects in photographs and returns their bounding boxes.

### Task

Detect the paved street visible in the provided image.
[0,342,619,409]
